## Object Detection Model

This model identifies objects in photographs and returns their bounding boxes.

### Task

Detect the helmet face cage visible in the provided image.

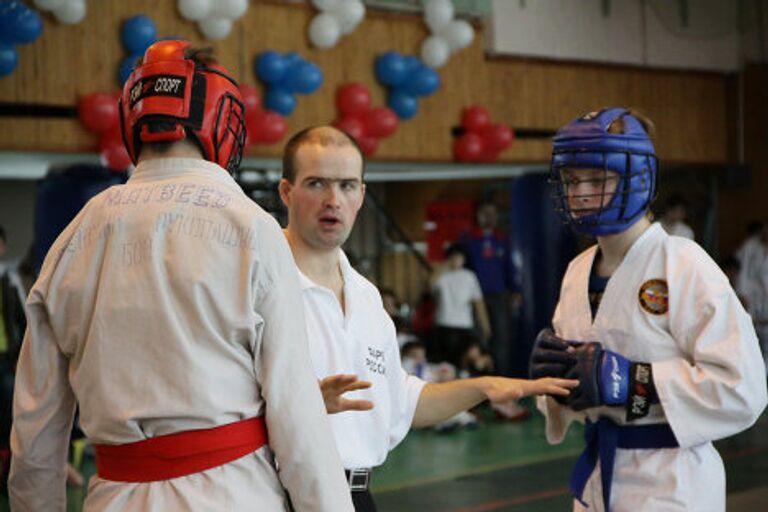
[549,109,658,236]
[550,149,658,235]
[119,40,247,174]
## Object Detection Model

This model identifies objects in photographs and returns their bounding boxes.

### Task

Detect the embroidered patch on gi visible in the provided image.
[638,279,668,315]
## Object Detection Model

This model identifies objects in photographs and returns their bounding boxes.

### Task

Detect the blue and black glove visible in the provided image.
[565,342,657,420]
[529,328,576,379]
[529,328,577,404]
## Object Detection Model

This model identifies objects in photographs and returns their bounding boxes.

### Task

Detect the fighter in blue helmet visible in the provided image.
[530,108,766,511]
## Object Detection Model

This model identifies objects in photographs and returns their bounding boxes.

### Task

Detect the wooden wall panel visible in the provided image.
[718,64,768,256]
[0,1,732,165]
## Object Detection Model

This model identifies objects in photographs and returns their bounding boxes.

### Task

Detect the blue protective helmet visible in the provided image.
[550,108,658,236]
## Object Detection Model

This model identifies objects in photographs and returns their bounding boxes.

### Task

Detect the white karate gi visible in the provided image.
[10,158,353,512]
[298,250,426,470]
[538,223,767,512]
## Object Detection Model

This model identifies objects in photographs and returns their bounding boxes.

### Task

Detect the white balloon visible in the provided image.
[33,0,65,11]
[332,0,365,35]
[210,0,248,20]
[420,35,450,69]
[54,0,86,25]
[199,17,232,40]
[178,0,211,21]
[439,19,474,51]
[423,0,454,33]
[308,13,341,49]
[312,0,340,11]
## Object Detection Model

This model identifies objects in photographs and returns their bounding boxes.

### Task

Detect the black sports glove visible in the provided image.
[564,342,656,420]
[529,328,576,379]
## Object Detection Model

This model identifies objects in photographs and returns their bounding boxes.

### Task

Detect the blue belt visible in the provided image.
[570,417,678,510]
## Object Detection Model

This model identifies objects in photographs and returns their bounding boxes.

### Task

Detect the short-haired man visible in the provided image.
[10,42,352,511]
[279,125,575,511]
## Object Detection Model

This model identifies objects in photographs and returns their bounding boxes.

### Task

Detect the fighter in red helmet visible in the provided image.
[9,40,353,511]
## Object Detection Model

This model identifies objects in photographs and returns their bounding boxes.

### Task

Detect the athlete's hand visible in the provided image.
[319,374,374,414]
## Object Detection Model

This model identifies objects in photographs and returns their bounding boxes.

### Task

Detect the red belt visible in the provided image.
[94,416,267,482]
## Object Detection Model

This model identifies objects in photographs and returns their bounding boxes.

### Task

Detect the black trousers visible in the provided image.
[351,490,377,512]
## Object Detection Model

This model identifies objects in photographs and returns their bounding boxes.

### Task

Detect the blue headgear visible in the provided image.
[550,108,658,236]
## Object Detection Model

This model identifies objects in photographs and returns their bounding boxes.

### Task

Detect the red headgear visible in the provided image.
[119,40,246,173]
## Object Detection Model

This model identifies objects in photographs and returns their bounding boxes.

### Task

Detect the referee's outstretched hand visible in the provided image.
[481,376,579,404]
[320,374,375,414]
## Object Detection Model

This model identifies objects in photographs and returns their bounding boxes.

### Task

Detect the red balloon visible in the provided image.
[480,123,514,153]
[357,135,379,157]
[453,132,484,162]
[239,84,261,114]
[333,116,366,142]
[248,110,288,145]
[336,83,372,117]
[79,93,120,134]
[363,107,399,139]
[461,105,491,132]
[99,128,131,170]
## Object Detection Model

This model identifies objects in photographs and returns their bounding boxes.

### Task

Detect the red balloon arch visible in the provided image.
[454,105,515,163]
[333,82,399,157]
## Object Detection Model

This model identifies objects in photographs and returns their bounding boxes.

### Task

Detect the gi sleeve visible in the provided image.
[654,247,768,448]
[9,290,77,512]
[252,219,353,512]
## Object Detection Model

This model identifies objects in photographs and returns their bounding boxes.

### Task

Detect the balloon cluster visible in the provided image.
[421,0,475,69]
[32,0,85,25]
[374,51,440,120]
[0,1,43,78]
[239,84,288,147]
[308,0,365,49]
[177,0,248,40]
[453,105,514,163]
[254,51,323,117]
[118,15,157,85]
[333,82,399,157]
[78,92,131,171]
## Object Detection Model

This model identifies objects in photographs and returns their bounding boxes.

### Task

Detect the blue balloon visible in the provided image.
[283,52,303,68]
[284,61,323,95]
[255,51,287,84]
[122,15,157,55]
[403,55,421,74]
[404,65,440,97]
[10,7,42,44]
[0,42,18,78]
[388,89,418,120]
[264,87,296,116]
[119,54,140,85]
[0,1,27,44]
[375,51,408,88]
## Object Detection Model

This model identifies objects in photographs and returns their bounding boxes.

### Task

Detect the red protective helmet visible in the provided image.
[119,40,246,173]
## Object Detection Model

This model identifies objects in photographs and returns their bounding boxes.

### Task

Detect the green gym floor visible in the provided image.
[2,401,767,511]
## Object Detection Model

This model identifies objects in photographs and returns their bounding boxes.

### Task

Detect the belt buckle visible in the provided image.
[347,468,370,491]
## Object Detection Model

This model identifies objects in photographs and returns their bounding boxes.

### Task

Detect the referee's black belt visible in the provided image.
[345,468,372,491]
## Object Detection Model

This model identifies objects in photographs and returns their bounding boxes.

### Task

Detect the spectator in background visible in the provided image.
[459,201,520,377]
[735,223,768,375]
[379,287,419,348]
[720,255,747,306]
[735,221,764,269]
[431,244,490,366]
[660,193,694,240]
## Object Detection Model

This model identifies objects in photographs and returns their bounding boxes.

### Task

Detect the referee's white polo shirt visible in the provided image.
[298,249,426,469]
